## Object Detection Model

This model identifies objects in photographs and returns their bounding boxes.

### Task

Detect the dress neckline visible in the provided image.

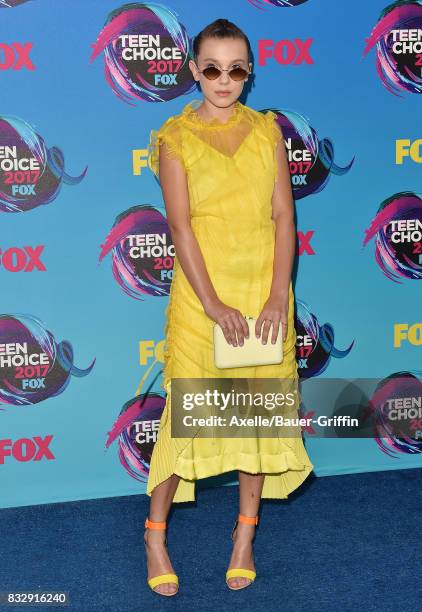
[181,99,243,129]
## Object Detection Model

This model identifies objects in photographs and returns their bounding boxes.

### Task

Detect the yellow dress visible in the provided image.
[146,98,314,503]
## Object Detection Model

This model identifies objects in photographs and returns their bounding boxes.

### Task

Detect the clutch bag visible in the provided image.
[213,316,283,369]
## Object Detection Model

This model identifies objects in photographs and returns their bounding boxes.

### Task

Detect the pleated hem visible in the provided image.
[174,448,307,479]
[146,447,314,504]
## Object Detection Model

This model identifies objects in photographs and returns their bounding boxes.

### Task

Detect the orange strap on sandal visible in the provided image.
[226,513,259,590]
[144,517,179,596]
[144,517,166,530]
[238,513,259,526]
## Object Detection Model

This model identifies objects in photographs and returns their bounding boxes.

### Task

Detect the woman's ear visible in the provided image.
[189,59,200,82]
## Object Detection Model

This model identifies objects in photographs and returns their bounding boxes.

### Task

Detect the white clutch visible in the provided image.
[213,316,284,369]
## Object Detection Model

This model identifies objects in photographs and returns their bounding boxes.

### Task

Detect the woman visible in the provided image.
[144,18,314,596]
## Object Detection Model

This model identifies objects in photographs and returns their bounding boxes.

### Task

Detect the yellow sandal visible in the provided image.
[226,513,259,590]
[144,517,179,596]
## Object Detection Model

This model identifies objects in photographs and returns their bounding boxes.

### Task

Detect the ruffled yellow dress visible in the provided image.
[146,99,314,503]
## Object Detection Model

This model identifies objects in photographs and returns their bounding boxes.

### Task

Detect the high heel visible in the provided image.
[144,517,179,596]
[226,513,259,590]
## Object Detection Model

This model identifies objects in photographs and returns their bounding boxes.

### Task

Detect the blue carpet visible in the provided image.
[1,467,421,611]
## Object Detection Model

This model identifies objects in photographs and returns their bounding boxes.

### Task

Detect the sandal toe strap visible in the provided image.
[148,573,179,590]
[226,568,256,581]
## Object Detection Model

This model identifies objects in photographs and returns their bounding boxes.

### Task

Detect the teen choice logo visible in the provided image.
[0,115,87,213]
[0,314,95,408]
[262,108,354,200]
[99,205,174,299]
[105,392,165,481]
[363,0,422,95]
[366,372,422,457]
[363,191,422,282]
[90,2,195,103]
[295,300,355,378]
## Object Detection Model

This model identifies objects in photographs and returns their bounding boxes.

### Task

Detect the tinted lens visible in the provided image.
[202,66,221,80]
[201,66,249,80]
[229,67,248,81]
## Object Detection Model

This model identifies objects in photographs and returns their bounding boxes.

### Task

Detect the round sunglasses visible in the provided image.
[197,64,251,81]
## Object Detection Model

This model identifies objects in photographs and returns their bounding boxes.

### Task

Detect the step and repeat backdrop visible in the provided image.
[1,0,421,509]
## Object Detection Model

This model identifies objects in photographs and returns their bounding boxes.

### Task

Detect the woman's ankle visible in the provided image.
[233,522,256,542]
[144,528,166,547]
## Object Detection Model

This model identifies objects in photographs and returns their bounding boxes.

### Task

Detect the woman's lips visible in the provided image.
[215,91,231,96]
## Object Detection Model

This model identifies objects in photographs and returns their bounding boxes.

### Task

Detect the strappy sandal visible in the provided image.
[226,513,259,590]
[144,517,179,596]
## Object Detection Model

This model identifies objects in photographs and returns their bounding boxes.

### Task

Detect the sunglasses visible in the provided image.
[197,64,251,81]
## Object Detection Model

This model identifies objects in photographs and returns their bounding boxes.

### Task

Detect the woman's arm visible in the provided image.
[159,142,249,346]
[270,124,295,299]
[159,141,218,310]
[255,124,295,344]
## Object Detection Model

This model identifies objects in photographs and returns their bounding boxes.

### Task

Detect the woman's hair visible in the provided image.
[192,18,252,64]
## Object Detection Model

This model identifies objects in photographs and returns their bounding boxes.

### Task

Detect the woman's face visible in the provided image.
[189,37,252,108]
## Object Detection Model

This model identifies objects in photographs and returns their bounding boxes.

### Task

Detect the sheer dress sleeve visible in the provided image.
[264,110,284,184]
[148,117,185,178]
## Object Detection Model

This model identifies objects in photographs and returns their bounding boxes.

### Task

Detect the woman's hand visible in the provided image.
[204,298,249,346]
[256,292,289,345]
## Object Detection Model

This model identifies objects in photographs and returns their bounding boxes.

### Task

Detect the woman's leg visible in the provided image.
[144,473,181,595]
[227,471,265,589]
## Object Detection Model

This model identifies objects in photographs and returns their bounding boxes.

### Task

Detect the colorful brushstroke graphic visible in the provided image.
[106,391,166,482]
[296,300,355,378]
[363,191,422,282]
[363,0,422,95]
[0,0,31,7]
[99,205,174,300]
[90,2,195,104]
[0,314,95,408]
[365,372,422,457]
[0,115,87,213]
[247,0,308,7]
[261,108,354,200]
